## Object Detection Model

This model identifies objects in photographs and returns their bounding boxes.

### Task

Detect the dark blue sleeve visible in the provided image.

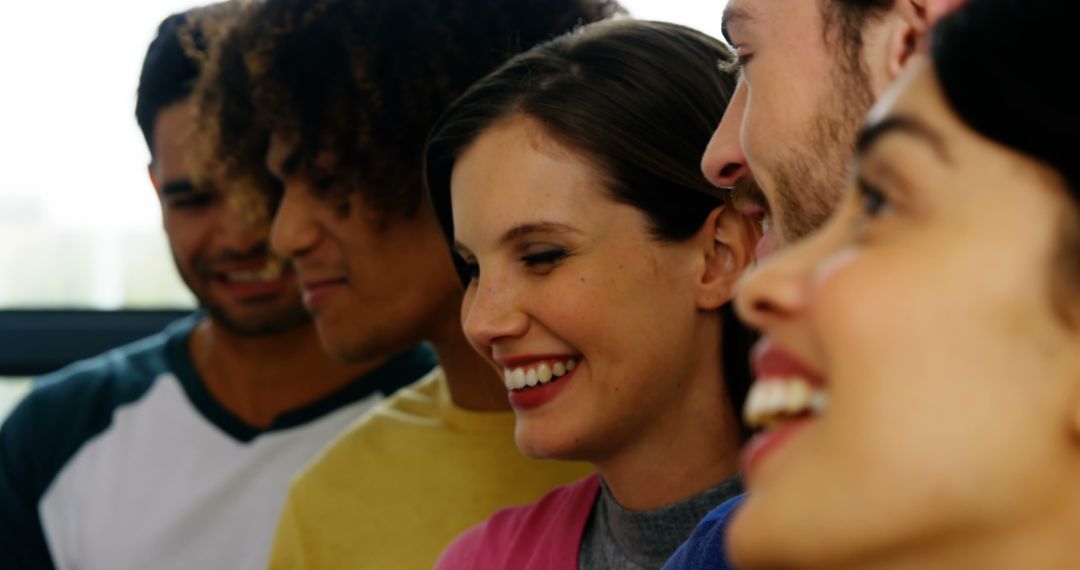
[662,494,746,570]
[0,339,166,570]
[0,381,70,570]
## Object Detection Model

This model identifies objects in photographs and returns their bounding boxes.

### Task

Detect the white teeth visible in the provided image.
[224,260,283,283]
[784,380,808,414]
[502,358,578,391]
[744,377,828,429]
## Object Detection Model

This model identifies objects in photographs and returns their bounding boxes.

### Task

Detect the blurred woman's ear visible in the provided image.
[695,205,760,310]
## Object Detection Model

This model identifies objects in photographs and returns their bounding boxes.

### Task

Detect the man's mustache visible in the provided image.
[729,175,768,218]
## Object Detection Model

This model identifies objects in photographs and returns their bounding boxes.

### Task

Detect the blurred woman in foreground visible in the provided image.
[726,0,1080,568]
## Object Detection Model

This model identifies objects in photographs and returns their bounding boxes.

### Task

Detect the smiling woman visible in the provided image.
[727,0,1080,568]
[426,19,758,569]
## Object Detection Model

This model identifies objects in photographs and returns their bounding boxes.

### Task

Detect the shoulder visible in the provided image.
[662,494,746,570]
[435,475,600,570]
[286,370,443,489]
[0,318,192,497]
[0,319,191,568]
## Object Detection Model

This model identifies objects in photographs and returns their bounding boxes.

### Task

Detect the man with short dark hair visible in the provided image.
[193,0,620,567]
[701,0,964,256]
[0,5,432,568]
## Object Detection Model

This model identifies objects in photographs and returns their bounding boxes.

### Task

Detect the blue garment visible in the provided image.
[662,494,745,570]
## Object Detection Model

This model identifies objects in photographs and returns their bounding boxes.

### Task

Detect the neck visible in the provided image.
[190,317,386,428]
[425,297,509,412]
[595,319,742,511]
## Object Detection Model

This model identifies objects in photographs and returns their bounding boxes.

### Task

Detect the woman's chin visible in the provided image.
[514,424,585,462]
[726,493,825,570]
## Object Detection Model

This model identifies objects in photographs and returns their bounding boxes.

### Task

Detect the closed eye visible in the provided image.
[167,192,216,209]
[521,248,566,267]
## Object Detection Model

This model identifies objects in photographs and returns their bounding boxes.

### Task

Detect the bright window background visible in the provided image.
[0,0,726,310]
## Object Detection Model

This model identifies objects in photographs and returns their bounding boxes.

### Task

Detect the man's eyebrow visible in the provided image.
[856,115,951,163]
[721,4,752,45]
[161,180,197,196]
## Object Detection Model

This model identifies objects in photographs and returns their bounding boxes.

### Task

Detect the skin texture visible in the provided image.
[266,134,508,412]
[266,134,461,362]
[151,102,307,335]
[700,0,957,252]
[727,60,1080,570]
[451,116,753,510]
[148,101,378,428]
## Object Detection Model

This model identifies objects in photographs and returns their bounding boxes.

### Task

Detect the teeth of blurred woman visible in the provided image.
[553,362,566,376]
[538,363,552,383]
[525,368,539,387]
[744,378,828,429]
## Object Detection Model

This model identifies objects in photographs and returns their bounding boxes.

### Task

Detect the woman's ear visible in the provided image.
[696,204,760,310]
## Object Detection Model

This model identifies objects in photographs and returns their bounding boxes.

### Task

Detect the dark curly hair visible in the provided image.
[193,0,623,221]
[135,1,243,159]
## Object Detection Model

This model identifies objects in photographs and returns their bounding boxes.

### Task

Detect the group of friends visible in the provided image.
[1,0,1077,568]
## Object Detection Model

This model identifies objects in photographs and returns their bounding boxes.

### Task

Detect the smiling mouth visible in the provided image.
[502,357,579,391]
[731,176,769,220]
[745,340,829,430]
[744,377,829,430]
[213,259,286,284]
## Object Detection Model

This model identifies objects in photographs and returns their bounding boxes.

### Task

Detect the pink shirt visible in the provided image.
[435,475,601,570]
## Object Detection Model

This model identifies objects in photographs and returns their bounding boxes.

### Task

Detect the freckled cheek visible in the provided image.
[535,276,624,355]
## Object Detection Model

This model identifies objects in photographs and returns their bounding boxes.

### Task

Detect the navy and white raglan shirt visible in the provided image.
[0,314,436,570]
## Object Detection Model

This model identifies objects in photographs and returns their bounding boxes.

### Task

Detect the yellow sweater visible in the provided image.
[269,368,593,569]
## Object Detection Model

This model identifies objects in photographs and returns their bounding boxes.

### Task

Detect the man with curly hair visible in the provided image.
[194,0,623,567]
[0,3,436,569]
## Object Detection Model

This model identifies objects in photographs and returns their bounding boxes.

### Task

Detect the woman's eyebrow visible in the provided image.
[498,222,580,246]
[856,115,952,163]
[454,222,579,259]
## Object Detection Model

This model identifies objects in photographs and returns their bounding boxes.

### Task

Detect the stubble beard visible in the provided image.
[771,49,877,242]
[175,251,312,337]
[201,297,310,337]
